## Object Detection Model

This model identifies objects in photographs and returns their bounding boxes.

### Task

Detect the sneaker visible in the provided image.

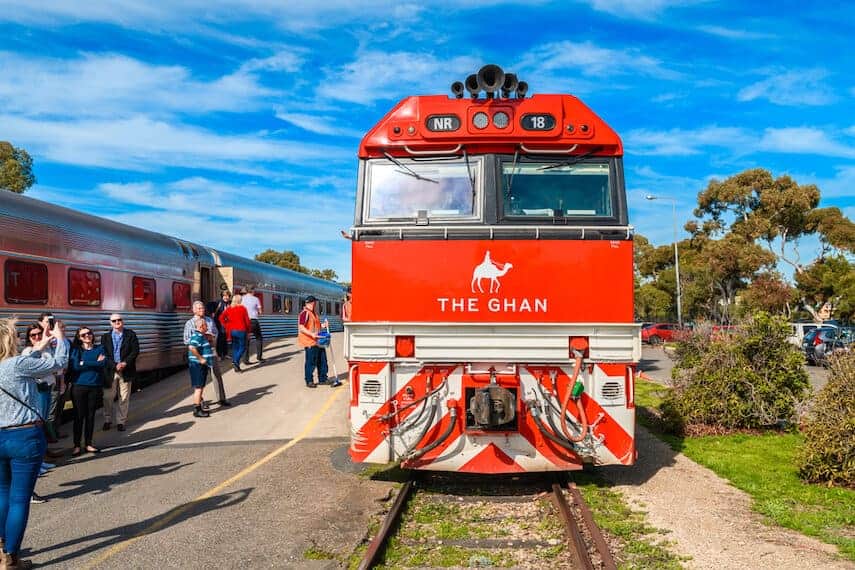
[31,493,47,504]
[305,383,317,389]
[102,422,111,431]
[193,407,210,418]
[233,364,242,373]
[117,424,125,432]
[331,381,342,388]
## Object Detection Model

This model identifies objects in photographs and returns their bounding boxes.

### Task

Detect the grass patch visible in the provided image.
[573,472,685,569]
[303,545,337,560]
[636,378,855,561]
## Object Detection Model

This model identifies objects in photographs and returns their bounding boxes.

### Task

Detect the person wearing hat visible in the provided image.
[298,296,338,388]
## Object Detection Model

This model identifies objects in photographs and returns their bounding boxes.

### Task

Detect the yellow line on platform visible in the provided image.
[81,386,345,569]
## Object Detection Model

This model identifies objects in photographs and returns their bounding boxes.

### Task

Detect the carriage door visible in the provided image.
[199,266,212,302]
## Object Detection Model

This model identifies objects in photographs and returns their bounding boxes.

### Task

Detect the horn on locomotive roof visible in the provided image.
[464,74,479,98]
[501,73,518,98]
[452,65,527,99]
[476,64,504,98]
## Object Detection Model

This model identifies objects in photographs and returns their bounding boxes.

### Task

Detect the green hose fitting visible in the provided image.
[571,380,585,399]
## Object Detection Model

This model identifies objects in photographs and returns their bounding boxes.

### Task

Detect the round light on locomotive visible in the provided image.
[493,111,509,129]
[473,112,489,129]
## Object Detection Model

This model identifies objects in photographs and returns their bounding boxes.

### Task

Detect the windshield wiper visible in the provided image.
[383,152,438,183]
[505,147,520,198]
[462,147,476,209]
[537,146,605,171]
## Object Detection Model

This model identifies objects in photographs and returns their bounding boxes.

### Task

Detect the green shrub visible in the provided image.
[798,353,855,487]
[663,312,810,433]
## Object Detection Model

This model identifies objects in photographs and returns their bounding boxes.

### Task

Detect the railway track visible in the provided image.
[358,473,617,569]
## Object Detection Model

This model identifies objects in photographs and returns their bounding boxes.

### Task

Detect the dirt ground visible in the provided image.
[599,348,853,569]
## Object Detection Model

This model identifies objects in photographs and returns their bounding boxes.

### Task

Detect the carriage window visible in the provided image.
[69,268,101,306]
[326,301,332,315]
[284,296,293,314]
[335,302,341,315]
[272,294,282,313]
[365,158,480,221]
[4,259,48,304]
[501,161,612,218]
[133,276,157,309]
[172,281,191,310]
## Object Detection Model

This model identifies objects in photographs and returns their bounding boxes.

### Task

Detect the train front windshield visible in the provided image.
[502,161,612,218]
[364,159,480,221]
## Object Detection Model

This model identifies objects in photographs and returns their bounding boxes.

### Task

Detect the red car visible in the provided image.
[642,323,685,344]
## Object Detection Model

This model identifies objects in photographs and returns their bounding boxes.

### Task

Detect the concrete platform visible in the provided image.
[23,333,393,569]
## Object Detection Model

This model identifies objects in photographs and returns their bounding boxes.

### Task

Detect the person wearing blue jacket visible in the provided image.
[69,327,106,456]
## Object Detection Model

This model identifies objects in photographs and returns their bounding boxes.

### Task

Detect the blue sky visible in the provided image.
[1,1,852,281]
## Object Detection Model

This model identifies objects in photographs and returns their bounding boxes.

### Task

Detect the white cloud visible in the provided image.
[93,176,355,278]
[0,51,296,119]
[624,126,753,156]
[1,114,350,173]
[316,51,481,105]
[696,25,776,40]
[738,68,836,106]
[582,0,696,20]
[274,110,362,137]
[758,127,855,158]
[515,40,680,82]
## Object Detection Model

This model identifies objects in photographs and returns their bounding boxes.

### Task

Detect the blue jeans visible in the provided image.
[304,346,328,385]
[0,426,46,555]
[231,331,246,367]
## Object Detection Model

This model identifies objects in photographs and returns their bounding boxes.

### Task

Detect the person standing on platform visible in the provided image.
[298,296,338,388]
[101,314,139,432]
[241,286,264,365]
[219,295,251,373]
[214,290,231,359]
[69,326,105,456]
[187,318,214,418]
[36,313,65,443]
[184,301,230,407]
[0,318,68,569]
[342,291,352,322]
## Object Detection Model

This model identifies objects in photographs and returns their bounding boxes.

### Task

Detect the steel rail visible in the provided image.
[551,482,594,570]
[568,483,618,570]
[358,479,415,570]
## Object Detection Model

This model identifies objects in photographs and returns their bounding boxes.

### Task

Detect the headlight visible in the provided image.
[472,112,489,129]
[493,111,509,129]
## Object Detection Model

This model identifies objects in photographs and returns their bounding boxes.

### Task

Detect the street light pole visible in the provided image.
[645,194,682,326]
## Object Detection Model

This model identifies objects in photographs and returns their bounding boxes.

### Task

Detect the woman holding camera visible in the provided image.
[0,318,68,569]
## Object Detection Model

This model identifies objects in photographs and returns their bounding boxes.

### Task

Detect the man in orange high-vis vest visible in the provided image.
[298,296,333,388]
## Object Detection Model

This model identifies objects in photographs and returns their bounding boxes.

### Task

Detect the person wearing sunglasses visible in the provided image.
[0,318,68,568]
[69,328,106,456]
[100,314,139,432]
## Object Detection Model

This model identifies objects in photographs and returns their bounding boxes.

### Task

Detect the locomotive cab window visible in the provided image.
[364,157,481,222]
[133,276,157,309]
[4,259,48,304]
[172,281,191,310]
[69,268,102,306]
[501,160,614,219]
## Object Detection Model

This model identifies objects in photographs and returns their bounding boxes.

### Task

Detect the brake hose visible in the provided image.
[560,354,589,443]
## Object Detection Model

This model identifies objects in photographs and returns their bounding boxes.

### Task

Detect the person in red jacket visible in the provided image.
[218,294,251,373]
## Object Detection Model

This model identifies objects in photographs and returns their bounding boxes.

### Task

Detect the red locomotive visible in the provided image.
[345,65,639,473]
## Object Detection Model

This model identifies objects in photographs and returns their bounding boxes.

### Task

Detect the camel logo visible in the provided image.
[471,251,513,294]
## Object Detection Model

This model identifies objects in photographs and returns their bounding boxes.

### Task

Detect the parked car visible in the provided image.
[802,326,850,366]
[787,322,820,346]
[641,323,685,345]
